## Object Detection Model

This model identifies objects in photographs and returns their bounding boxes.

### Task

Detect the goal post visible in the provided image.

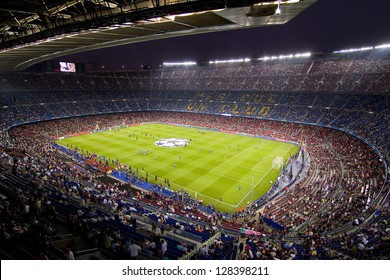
[272,156,284,170]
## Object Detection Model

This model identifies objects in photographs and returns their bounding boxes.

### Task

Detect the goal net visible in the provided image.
[272,156,284,170]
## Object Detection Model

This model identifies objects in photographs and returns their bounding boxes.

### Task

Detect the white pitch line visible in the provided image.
[169,181,236,208]
[251,157,267,172]
[234,145,295,207]
[208,145,255,173]
[235,168,273,207]
[209,170,266,186]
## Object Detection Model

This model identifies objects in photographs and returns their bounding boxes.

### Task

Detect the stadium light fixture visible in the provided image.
[209,58,251,64]
[174,12,196,17]
[333,46,374,54]
[257,52,311,61]
[163,61,197,67]
[375,43,390,49]
[254,0,300,6]
[165,15,176,21]
[276,1,281,15]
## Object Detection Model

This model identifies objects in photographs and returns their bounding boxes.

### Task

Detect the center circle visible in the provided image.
[155,138,189,148]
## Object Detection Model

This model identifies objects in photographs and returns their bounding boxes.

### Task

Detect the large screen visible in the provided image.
[59,62,76,72]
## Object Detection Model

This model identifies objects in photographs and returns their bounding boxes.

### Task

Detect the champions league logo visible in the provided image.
[155,138,189,148]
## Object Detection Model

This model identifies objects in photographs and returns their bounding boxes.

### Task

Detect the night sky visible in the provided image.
[60,0,390,70]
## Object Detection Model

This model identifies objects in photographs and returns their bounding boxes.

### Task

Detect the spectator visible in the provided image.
[64,248,75,260]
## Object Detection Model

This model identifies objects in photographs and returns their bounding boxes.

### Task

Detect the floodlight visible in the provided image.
[276,1,281,15]
[163,61,197,67]
[375,43,390,49]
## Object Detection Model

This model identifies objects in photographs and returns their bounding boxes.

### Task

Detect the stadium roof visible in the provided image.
[0,0,317,71]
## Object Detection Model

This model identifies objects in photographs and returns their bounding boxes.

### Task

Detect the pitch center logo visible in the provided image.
[155,138,189,148]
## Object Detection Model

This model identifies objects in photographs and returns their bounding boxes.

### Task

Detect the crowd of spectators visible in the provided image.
[0,129,201,259]
[1,54,390,93]
[1,109,388,259]
[263,125,385,231]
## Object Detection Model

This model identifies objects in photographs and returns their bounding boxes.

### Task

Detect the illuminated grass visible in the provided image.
[56,123,298,213]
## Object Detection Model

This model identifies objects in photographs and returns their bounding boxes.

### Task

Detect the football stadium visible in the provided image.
[56,123,299,213]
[0,0,389,262]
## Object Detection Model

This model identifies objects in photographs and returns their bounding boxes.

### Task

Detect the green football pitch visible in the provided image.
[56,123,298,213]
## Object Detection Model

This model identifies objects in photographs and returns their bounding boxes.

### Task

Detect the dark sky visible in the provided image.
[60,0,390,70]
